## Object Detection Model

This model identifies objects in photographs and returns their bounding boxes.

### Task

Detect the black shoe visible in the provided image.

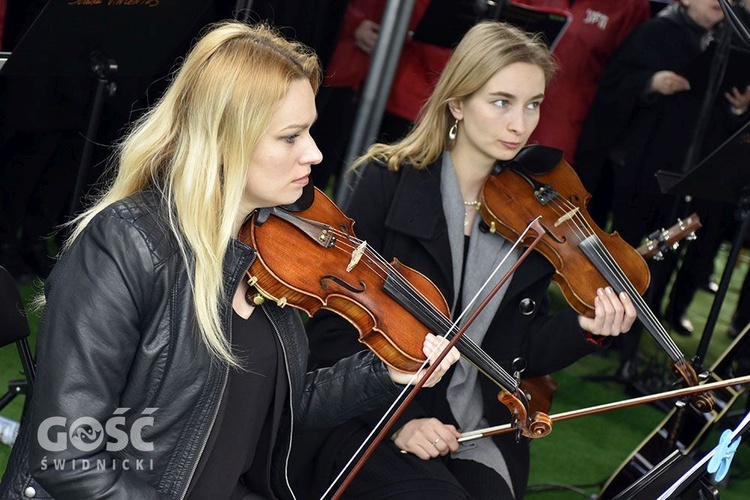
[664,304,694,337]
[702,275,719,293]
[671,314,695,337]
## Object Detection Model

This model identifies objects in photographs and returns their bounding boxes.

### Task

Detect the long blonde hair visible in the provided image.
[356,21,555,172]
[65,21,321,366]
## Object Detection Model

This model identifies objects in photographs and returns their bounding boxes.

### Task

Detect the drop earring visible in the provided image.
[448,119,458,141]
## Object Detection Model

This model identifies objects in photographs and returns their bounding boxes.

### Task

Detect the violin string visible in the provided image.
[317,234,477,349]
[552,198,684,359]
[544,197,672,339]
[314,197,684,365]
[319,222,524,388]
[323,228,519,389]
[328,232,528,392]
[542,196,683,360]
[526,196,649,323]
[366,239,523,388]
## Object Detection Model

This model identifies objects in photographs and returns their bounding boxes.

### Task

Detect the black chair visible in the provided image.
[0,265,35,411]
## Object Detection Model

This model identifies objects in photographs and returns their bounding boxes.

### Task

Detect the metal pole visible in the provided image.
[695,187,750,366]
[68,52,117,220]
[334,0,416,207]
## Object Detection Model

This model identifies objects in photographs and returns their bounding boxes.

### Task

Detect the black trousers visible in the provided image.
[301,421,514,500]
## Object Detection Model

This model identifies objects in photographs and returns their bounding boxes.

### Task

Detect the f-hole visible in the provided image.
[320,275,366,293]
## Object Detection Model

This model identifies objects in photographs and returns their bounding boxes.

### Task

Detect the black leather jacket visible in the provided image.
[0,189,400,499]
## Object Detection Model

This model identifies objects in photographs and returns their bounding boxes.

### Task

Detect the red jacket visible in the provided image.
[0,0,6,51]
[325,0,430,92]
[517,0,651,162]
[385,34,451,122]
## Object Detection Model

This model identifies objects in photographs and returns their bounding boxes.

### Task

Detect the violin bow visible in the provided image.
[324,217,547,499]
[457,374,750,443]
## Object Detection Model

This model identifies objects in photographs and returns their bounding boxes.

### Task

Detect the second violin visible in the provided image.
[478,145,712,412]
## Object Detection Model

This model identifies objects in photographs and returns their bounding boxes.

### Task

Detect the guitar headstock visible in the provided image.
[637,213,702,261]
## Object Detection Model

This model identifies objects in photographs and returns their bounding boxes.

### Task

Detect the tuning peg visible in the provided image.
[687,231,697,241]
[653,251,664,261]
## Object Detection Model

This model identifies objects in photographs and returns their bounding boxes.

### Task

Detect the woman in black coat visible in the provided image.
[292,21,636,500]
[575,0,734,247]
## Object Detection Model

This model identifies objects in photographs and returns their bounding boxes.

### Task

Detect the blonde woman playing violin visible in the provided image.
[0,21,459,500]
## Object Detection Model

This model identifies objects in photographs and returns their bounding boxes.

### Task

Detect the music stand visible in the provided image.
[0,52,9,72]
[609,450,718,500]
[0,0,214,218]
[657,409,750,499]
[656,118,750,368]
[411,0,572,51]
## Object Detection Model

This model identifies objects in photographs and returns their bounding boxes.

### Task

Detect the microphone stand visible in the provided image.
[67,51,118,220]
[682,19,731,177]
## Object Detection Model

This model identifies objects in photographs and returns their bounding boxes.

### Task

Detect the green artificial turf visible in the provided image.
[0,281,39,474]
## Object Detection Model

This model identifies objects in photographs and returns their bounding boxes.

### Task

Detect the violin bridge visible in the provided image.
[554,207,580,227]
[346,240,367,272]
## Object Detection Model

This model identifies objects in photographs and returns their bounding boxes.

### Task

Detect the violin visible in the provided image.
[477,145,713,412]
[238,185,551,439]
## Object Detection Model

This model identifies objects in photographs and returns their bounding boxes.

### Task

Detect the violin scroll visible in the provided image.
[671,360,714,412]
[498,389,552,439]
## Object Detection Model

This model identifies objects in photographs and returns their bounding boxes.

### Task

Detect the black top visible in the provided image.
[187,307,283,499]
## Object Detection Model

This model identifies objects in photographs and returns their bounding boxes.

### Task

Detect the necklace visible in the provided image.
[463,200,479,227]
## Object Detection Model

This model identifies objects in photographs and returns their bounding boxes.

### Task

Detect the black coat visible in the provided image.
[576,7,714,194]
[293,158,604,498]
[0,189,401,500]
